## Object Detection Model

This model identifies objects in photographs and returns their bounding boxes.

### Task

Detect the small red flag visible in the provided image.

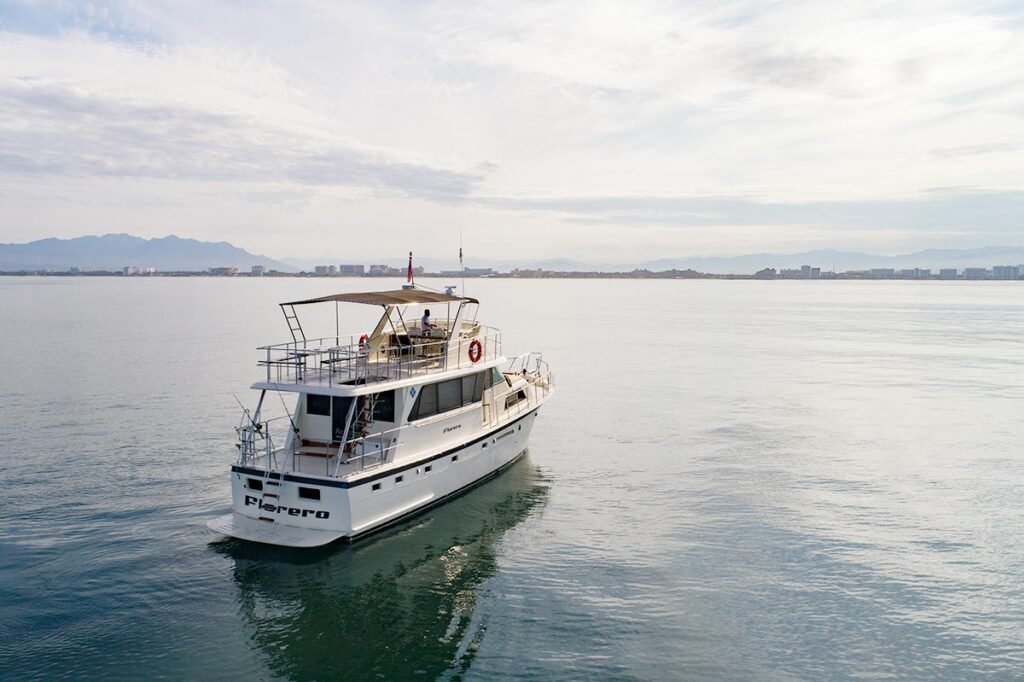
[407,252,413,283]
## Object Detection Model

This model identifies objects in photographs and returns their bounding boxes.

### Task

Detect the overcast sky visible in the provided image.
[1,0,1023,261]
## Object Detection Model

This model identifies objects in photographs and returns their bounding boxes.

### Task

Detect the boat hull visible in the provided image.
[208,409,540,547]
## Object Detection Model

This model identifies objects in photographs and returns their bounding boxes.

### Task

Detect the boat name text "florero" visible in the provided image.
[244,495,330,519]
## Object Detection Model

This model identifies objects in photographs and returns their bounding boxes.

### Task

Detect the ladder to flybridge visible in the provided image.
[280,304,306,344]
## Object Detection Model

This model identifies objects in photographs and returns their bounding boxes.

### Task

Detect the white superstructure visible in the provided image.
[207,287,554,547]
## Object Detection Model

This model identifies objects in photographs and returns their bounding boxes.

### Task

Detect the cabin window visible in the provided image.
[438,378,462,413]
[505,389,528,410]
[462,373,484,404]
[371,391,396,422]
[410,383,438,420]
[395,475,403,484]
[372,482,381,492]
[452,454,459,462]
[424,465,432,473]
[307,394,331,416]
[491,367,508,387]
[410,373,488,421]
[298,487,321,501]
[247,478,263,491]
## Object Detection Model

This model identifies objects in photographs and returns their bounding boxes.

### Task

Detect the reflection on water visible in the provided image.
[213,456,550,681]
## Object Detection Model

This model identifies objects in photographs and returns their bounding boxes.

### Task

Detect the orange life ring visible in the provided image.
[468,339,482,363]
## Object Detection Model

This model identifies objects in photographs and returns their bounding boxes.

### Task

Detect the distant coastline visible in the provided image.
[3,234,1024,280]
[2,266,1021,281]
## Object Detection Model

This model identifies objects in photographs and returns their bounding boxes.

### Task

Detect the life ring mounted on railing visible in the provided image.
[358,334,369,351]
[468,339,483,363]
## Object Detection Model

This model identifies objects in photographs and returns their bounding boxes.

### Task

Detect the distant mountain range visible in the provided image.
[3,234,1024,274]
[0,234,294,272]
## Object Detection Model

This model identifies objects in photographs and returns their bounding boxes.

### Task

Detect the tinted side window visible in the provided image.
[307,394,330,416]
[438,378,462,413]
[464,372,479,403]
[491,367,507,387]
[371,391,395,422]
[411,383,438,420]
[462,373,482,405]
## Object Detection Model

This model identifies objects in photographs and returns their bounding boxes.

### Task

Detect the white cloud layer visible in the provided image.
[1,0,1023,260]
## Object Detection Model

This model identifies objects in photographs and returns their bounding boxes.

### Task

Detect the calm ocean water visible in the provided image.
[1,276,1023,680]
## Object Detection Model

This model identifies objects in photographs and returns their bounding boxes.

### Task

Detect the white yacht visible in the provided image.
[207,287,554,547]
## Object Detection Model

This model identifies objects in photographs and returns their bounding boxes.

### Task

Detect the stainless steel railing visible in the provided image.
[257,328,503,386]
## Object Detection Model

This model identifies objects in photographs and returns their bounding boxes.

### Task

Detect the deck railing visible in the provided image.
[235,413,400,475]
[257,327,503,386]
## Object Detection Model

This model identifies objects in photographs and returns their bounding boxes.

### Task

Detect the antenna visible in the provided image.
[460,228,465,297]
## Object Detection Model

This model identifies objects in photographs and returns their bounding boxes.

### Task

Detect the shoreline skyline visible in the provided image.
[4,232,1024,277]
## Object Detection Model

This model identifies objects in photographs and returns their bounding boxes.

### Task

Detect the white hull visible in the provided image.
[209,409,540,547]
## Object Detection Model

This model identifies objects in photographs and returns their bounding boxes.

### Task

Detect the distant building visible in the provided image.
[339,264,365,276]
[441,267,495,277]
[870,268,895,278]
[753,267,776,279]
[810,267,821,279]
[510,268,547,277]
[251,265,265,276]
[964,268,989,280]
[992,265,1020,280]
[123,266,140,276]
[313,265,338,276]
[915,268,931,279]
[939,268,958,280]
[209,267,240,276]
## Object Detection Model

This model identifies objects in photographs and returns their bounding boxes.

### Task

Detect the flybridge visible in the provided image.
[257,287,502,390]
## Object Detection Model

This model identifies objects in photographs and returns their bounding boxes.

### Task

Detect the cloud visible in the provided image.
[479,189,1024,234]
[929,143,1024,159]
[733,46,849,92]
[1,1,1023,259]
[0,79,483,199]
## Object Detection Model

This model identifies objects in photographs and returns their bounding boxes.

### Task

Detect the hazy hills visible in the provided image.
[0,234,294,272]
[638,246,1024,274]
[291,247,1024,274]
[3,234,1024,274]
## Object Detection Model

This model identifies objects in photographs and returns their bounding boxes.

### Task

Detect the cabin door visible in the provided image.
[331,396,354,442]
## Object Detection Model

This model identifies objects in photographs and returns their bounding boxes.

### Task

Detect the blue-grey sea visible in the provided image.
[1,276,1023,680]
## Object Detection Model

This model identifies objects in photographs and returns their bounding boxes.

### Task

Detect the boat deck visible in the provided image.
[257,330,501,390]
[243,449,387,481]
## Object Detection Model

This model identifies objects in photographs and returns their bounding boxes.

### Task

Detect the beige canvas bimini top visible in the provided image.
[280,289,478,307]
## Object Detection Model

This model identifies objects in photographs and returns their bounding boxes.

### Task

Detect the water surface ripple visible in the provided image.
[1,277,1022,680]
